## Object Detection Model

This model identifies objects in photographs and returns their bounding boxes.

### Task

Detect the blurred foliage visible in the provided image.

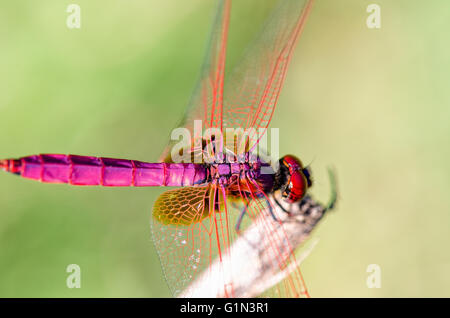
[0,0,449,297]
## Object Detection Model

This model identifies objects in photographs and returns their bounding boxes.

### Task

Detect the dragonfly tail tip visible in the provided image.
[0,159,8,171]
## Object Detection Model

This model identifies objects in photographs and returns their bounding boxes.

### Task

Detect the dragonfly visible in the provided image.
[0,0,330,297]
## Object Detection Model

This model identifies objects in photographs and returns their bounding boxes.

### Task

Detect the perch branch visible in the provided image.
[179,169,337,298]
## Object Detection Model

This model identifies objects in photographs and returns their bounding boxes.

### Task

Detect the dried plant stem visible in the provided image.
[180,170,337,298]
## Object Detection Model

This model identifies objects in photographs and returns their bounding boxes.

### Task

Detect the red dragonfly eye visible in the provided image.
[280,155,310,203]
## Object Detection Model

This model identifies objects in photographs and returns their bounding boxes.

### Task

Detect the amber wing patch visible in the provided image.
[153,186,211,226]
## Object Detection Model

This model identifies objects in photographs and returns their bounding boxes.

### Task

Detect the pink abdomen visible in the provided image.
[0,154,207,187]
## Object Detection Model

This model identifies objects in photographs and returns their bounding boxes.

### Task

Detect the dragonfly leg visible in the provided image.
[273,195,289,214]
[235,203,248,233]
[266,198,280,221]
[235,196,280,233]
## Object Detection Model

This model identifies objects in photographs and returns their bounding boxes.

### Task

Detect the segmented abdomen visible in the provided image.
[1,154,207,187]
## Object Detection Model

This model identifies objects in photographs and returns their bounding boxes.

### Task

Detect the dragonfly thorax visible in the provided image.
[207,162,260,186]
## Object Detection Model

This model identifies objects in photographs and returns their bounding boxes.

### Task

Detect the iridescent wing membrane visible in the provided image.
[223,0,314,152]
[159,0,231,162]
[152,0,314,297]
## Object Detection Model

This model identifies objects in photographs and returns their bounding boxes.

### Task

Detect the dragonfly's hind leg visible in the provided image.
[234,202,248,233]
[234,196,279,233]
[266,198,279,221]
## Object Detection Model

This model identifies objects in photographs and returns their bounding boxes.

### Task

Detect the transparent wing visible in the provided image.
[248,197,309,297]
[161,0,314,161]
[237,180,310,298]
[151,185,237,297]
[151,179,310,297]
[153,0,315,298]
[223,0,314,152]
[160,0,231,161]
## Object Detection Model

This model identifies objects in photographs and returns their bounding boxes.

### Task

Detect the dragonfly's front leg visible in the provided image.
[272,192,289,214]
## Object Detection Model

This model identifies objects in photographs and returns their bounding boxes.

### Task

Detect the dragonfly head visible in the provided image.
[275,155,312,203]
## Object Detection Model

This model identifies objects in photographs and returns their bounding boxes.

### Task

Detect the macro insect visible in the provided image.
[1,0,336,297]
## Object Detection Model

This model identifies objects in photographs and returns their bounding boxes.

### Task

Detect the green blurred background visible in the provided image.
[0,0,449,297]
